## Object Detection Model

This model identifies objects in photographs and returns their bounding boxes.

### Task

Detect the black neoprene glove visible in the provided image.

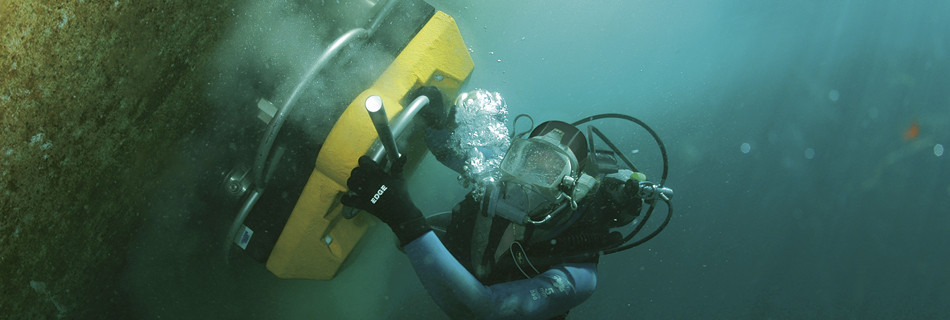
[413,86,456,130]
[341,156,430,246]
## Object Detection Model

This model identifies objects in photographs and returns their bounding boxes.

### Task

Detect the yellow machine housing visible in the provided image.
[265,11,474,280]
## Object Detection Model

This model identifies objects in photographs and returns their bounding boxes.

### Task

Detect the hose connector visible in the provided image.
[637,181,674,201]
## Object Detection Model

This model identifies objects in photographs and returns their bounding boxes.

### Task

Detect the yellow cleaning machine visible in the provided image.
[222,1,473,280]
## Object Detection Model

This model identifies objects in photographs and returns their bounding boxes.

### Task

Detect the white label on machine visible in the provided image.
[234,225,254,250]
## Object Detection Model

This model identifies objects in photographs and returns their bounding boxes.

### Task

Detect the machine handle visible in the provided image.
[342,94,431,219]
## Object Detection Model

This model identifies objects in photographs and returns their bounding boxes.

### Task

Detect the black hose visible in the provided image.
[608,199,656,250]
[571,113,672,255]
[590,125,639,173]
[603,197,673,254]
[572,113,669,186]
[511,114,535,139]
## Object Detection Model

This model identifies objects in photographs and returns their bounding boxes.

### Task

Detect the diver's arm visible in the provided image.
[404,232,598,320]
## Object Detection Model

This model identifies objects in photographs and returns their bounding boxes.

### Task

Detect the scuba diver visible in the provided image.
[342,88,673,319]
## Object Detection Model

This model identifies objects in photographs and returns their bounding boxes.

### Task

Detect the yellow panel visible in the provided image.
[318,11,475,183]
[264,171,370,279]
[266,11,474,280]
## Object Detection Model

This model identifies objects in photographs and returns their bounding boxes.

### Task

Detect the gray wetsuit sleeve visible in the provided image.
[404,232,598,320]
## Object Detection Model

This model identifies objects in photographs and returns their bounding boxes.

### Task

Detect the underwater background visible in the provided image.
[2,0,948,318]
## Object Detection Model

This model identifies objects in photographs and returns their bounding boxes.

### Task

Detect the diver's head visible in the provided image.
[526,120,589,170]
[485,121,591,225]
[501,121,588,190]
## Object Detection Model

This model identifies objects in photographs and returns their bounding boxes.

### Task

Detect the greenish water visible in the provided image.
[123,0,950,318]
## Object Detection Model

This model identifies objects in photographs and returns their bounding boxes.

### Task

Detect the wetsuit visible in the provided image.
[399,127,636,319]
[404,232,596,319]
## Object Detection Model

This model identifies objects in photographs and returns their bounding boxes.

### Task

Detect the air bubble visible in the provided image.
[740,143,751,154]
[828,89,840,102]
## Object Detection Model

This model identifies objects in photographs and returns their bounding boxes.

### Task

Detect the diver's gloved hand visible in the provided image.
[413,86,455,130]
[341,155,429,246]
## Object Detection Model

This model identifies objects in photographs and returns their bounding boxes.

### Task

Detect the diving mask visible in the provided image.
[485,127,585,225]
[499,134,578,192]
